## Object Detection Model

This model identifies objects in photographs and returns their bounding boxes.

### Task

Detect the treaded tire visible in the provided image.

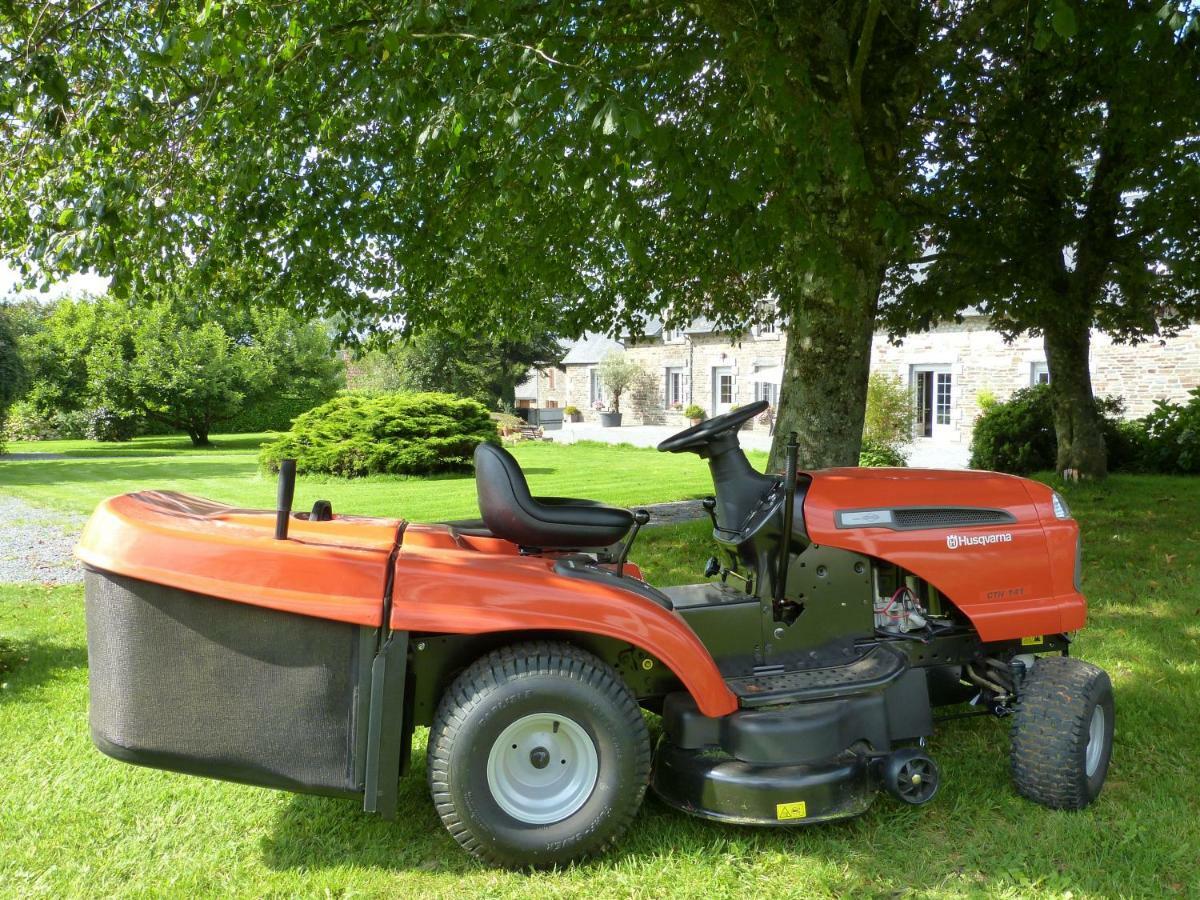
[1010,656,1114,810]
[427,641,651,868]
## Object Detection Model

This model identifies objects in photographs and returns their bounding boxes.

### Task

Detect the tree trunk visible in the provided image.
[1043,322,1106,479]
[769,278,880,472]
[186,427,211,447]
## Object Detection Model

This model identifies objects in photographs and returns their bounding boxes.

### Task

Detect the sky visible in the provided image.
[0,262,109,302]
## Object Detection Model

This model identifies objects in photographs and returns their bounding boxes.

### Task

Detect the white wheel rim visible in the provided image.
[486,713,599,825]
[1085,705,1106,777]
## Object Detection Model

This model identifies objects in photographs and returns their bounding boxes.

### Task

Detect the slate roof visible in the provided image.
[561,332,625,365]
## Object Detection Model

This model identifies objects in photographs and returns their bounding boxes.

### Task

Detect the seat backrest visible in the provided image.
[473,442,633,549]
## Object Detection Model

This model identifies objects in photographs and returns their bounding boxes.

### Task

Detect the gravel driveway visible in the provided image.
[0,495,87,586]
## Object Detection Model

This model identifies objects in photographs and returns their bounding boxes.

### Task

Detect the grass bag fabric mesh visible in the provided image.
[84,569,364,796]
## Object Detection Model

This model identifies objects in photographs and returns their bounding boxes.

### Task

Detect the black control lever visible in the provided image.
[616,509,651,577]
[702,496,718,528]
[274,459,297,540]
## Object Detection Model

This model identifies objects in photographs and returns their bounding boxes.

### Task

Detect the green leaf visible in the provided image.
[1052,0,1078,39]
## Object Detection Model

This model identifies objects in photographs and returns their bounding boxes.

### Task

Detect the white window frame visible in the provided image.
[664,366,687,408]
[589,367,605,407]
[754,321,780,340]
[662,327,687,345]
[1031,361,1051,386]
[753,381,779,407]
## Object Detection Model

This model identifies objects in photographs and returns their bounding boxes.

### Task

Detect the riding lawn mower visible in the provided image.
[76,399,1114,867]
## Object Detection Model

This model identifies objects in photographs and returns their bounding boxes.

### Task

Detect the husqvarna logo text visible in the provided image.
[946,532,1014,550]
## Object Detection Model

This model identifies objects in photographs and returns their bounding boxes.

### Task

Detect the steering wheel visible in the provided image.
[657,399,770,453]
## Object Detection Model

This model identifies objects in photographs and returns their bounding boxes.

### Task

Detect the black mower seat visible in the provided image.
[474,442,634,549]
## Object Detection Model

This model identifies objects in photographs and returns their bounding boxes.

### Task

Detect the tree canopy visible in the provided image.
[0,0,1037,468]
[887,1,1200,476]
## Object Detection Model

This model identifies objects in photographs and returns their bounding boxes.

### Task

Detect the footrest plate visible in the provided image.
[728,643,908,707]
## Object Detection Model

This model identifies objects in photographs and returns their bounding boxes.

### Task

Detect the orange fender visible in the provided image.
[393,525,739,717]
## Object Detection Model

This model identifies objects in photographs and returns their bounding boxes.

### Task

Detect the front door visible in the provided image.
[912,365,953,440]
[712,367,734,417]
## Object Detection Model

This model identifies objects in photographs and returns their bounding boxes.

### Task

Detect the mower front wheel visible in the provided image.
[427,641,651,868]
[1010,656,1114,810]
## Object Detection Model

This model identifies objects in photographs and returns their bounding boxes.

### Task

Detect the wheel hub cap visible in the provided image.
[486,713,599,825]
[1085,705,1105,777]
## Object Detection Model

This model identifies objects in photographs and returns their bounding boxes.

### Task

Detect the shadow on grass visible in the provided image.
[0,638,88,702]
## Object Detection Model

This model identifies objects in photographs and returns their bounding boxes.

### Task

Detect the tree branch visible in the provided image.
[847,0,882,128]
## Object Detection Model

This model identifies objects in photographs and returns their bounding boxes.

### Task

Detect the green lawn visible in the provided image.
[1,452,1198,897]
[0,434,762,522]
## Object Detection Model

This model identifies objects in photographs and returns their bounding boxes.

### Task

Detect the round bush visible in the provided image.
[970,385,1058,474]
[259,391,499,477]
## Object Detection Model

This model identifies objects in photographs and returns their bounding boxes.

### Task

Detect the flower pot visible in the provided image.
[689,417,703,427]
[599,412,622,428]
[568,412,582,423]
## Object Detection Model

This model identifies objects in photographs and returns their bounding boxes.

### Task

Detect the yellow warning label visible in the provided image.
[1021,635,1045,646]
[776,801,808,820]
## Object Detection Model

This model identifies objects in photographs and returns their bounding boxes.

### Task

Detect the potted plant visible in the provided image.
[683,404,705,426]
[597,351,644,427]
[564,405,581,423]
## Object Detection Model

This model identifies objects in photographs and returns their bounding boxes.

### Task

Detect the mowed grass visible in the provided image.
[1,450,1199,896]
[0,434,764,522]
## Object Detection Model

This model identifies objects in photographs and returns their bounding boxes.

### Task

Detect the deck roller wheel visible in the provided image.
[881,747,940,805]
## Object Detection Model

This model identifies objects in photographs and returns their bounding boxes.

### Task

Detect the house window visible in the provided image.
[547,369,556,390]
[663,328,686,344]
[912,366,953,438]
[589,368,605,406]
[935,372,952,425]
[1031,361,1050,385]
[754,381,778,407]
[665,367,686,408]
[755,320,779,339]
[718,373,734,405]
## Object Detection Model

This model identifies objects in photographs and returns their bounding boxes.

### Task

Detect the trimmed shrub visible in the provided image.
[683,404,705,420]
[259,391,498,477]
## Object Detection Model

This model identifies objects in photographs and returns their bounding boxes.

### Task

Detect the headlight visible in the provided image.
[1051,491,1071,519]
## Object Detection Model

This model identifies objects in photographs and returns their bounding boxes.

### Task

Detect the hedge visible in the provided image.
[259,391,498,477]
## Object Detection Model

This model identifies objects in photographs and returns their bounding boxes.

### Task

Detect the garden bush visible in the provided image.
[1139,389,1200,474]
[970,385,1061,473]
[862,373,913,465]
[84,406,139,442]
[859,439,908,467]
[259,391,498,477]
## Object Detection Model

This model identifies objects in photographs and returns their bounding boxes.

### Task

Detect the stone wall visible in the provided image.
[869,317,1200,446]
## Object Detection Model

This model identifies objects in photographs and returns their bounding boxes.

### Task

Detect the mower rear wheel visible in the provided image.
[1010,656,1114,810]
[427,641,651,868]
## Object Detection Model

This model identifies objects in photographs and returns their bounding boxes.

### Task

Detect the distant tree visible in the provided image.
[0,309,27,450]
[360,326,563,409]
[886,1,1200,478]
[88,303,263,446]
[12,294,110,418]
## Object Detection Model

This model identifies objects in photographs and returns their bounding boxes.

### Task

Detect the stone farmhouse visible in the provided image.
[518,313,1200,455]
